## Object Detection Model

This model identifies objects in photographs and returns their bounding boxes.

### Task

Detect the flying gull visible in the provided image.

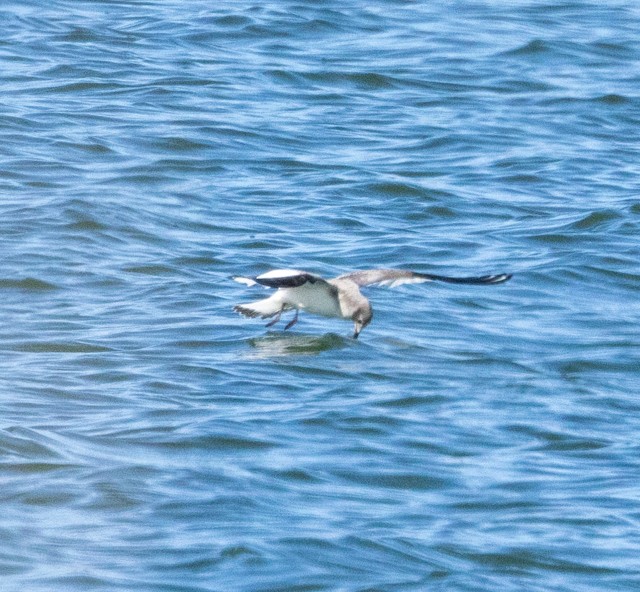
[233,268,512,338]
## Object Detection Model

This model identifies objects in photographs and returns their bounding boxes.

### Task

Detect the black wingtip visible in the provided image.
[481,273,513,284]
[422,272,513,285]
[254,272,317,289]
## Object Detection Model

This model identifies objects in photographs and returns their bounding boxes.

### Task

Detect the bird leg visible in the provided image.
[265,307,283,327]
[284,309,299,331]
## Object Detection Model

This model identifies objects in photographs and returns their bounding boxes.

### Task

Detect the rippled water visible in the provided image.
[2,1,640,590]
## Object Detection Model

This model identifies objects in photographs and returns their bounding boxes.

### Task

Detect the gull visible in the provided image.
[233,268,512,338]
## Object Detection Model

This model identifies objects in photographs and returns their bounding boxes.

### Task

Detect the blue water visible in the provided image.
[2,1,640,590]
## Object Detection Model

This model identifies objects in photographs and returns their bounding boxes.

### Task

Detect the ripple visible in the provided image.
[123,264,177,276]
[210,15,253,28]
[0,278,58,291]
[443,546,622,575]
[58,27,101,43]
[12,342,112,353]
[570,210,622,230]
[596,93,629,105]
[365,181,428,198]
[501,39,550,57]
[332,468,452,491]
[141,433,277,451]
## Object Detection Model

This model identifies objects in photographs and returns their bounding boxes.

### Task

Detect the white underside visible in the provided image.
[241,284,345,319]
[281,284,344,318]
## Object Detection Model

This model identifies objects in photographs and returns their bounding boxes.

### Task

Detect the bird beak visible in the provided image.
[353,325,360,339]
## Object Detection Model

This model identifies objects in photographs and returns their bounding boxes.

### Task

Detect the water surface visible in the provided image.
[1,1,639,591]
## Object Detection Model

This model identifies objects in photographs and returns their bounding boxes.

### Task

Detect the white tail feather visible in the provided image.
[233,295,283,319]
[233,276,258,287]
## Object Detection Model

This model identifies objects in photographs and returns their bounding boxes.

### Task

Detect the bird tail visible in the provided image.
[233,296,283,319]
[421,273,512,285]
[232,276,259,287]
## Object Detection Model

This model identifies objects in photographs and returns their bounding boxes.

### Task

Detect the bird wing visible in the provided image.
[337,269,512,288]
[233,269,329,289]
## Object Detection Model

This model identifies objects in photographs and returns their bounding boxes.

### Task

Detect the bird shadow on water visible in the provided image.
[243,331,352,358]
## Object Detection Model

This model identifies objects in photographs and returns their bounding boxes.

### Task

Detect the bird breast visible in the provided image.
[282,284,344,318]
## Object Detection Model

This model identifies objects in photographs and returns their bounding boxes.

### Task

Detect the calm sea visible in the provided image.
[1,1,639,590]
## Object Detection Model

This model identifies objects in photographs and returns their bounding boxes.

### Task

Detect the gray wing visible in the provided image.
[233,268,330,289]
[338,269,512,288]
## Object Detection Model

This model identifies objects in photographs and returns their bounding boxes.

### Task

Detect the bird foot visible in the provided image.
[284,310,299,330]
[265,308,283,327]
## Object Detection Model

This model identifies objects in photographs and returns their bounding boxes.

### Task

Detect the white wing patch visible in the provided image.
[376,276,433,288]
[256,269,306,280]
[339,269,512,288]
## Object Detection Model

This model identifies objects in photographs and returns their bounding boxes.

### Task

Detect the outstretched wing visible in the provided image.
[338,269,512,288]
[233,269,327,289]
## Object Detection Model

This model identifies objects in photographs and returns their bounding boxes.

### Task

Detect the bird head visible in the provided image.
[352,305,373,339]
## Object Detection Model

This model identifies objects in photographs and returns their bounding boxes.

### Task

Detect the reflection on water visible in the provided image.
[246,332,350,358]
